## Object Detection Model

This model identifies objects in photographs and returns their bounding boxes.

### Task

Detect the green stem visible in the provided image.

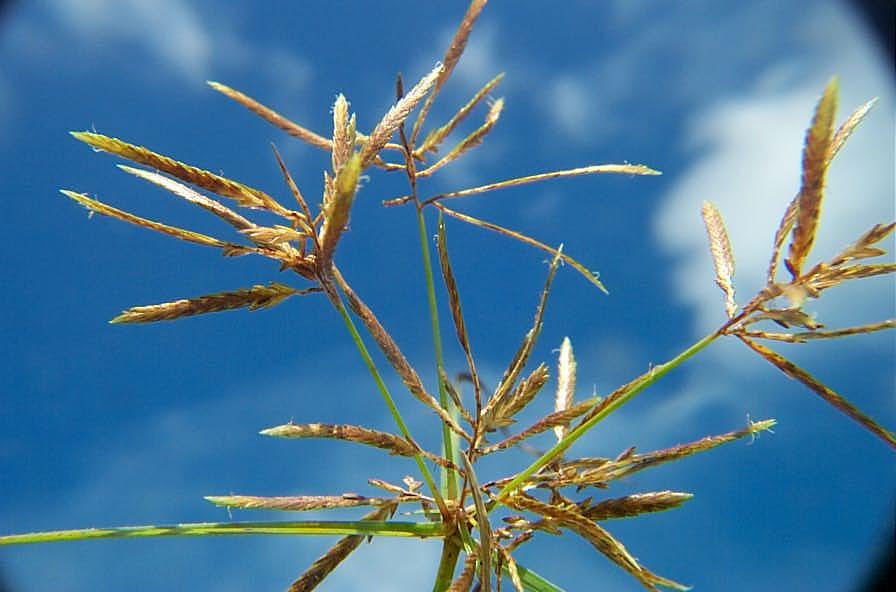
[328,285,447,514]
[0,520,448,546]
[431,536,463,592]
[416,205,459,500]
[492,330,721,507]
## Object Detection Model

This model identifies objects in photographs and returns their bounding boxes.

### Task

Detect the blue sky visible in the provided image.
[1,1,893,591]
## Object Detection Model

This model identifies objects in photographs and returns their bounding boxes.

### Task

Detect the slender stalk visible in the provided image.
[417,205,460,500]
[326,283,449,517]
[432,536,463,592]
[492,330,721,507]
[0,520,448,546]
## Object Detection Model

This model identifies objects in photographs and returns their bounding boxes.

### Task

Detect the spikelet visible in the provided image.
[411,0,489,144]
[204,494,395,511]
[701,201,737,318]
[737,336,895,449]
[580,491,693,521]
[331,94,357,174]
[71,132,281,212]
[286,503,397,592]
[60,190,252,255]
[418,97,504,177]
[318,153,361,269]
[434,203,608,294]
[208,81,333,152]
[259,423,419,456]
[491,363,550,429]
[553,337,577,441]
[417,73,505,156]
[828,97,877,163]
[447,554,478,592]
[110,283,302,324]
[360,63,442,167]
[785,77,839,279]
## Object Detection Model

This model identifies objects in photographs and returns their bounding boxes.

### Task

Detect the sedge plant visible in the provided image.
[3,2,894,590]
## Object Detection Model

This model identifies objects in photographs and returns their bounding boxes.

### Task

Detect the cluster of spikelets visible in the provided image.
[16,1,889,591]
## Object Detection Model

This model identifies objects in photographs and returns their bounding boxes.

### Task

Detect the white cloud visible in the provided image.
[46,0,213,81]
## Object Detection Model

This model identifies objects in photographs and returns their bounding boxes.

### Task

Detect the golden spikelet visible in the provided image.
[204,494,394,511]
[71,132,281,211]
[259,423,419,457]
[418,97,504,178]
[446,553,478,592]
[785,77,839,279]
[828,97,877,162]
[109,283,303,324]
[701,201,737,318]
[416,72,505,156]
[737,336,896,449]
[420,164,661,205]
[207,81,333,152]
[411,0,489,144]
[331,94,356,174]
[360,63,442,168]
[60,190,252,254]
[318,153,362,268]
[553,337,577,441]
[434,203,608,294]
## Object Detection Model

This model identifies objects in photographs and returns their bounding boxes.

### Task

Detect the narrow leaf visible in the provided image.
[461,453,493,592]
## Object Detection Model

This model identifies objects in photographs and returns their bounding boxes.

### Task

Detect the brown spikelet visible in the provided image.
[204,494,400,511]
[416,72,505,156]
[447,553,478,592]
[271,144,315,231]
[505,493,678,591]
[259,423,420,456]
[482,251,561,431]
[71,132,281,212]
[286,503,397,592]
[701,201,737,318]
[553,337,577,441]
[208,81,333,152]
[481,396,598,455]
[737,336,896,449]
[737,320,895,343]
[61,190,253,254]
[117,165,256,232]
[434,203,608,294]
[496,545,524,592]
[767,193,800,285]
[109,283,305,324]
[328,267,473,443]
[360,63,442,168]
[420,164,661,205]
[580,491,693,521]
[411,0,489,144]
[785,77,839,279]
[418,97,504,177]
[437,215,483,422]
[492,363,550,429]
[240,225,305,245]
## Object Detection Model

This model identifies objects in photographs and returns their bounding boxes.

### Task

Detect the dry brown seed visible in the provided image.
[701,201,737,318]
[109,283,304,324]
[447,553,478,592]
[785,77,839,278]
[580,491,693,521]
